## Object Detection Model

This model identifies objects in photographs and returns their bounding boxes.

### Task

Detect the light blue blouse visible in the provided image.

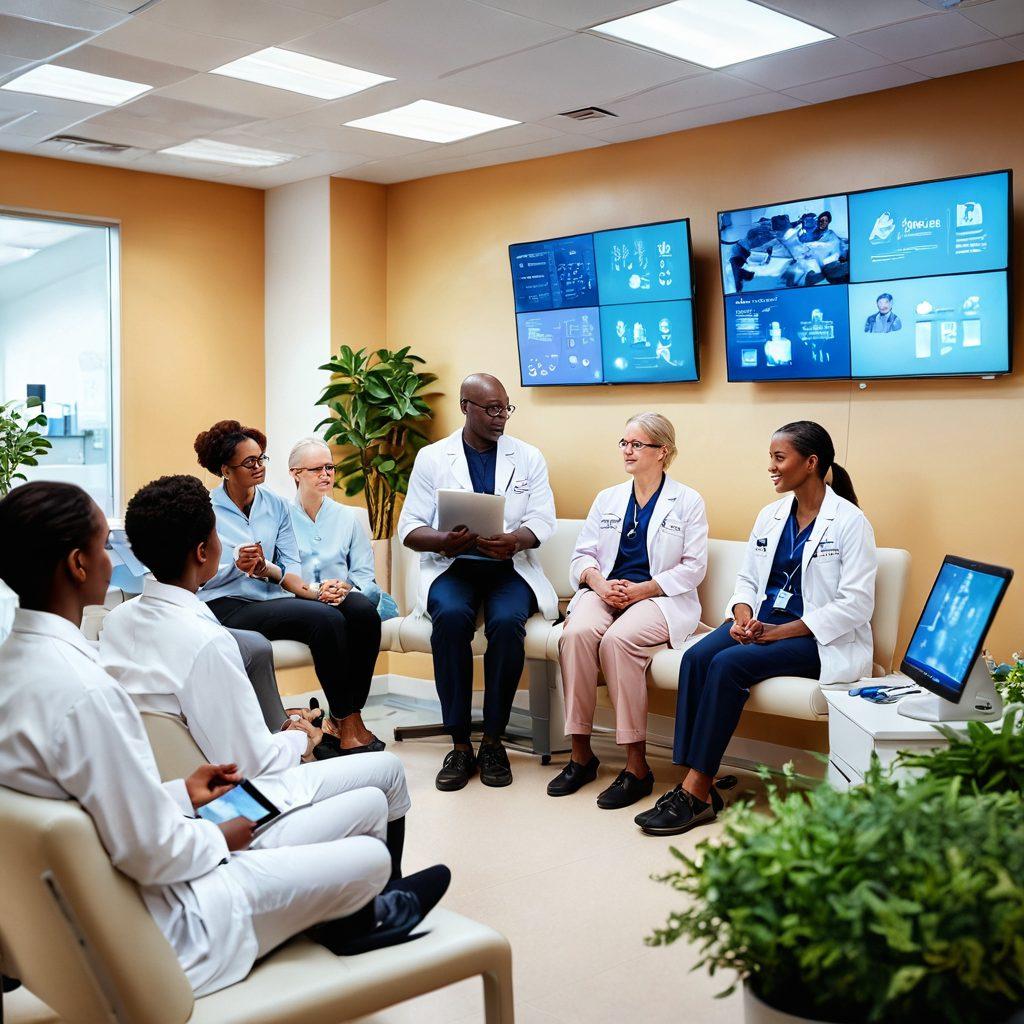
[289,495,381,607]
[199,484,301,603]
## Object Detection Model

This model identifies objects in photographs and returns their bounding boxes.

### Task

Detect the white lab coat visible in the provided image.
[568,476,709,649]
[726,486,877,685]
[397,428,559,619]
[99,577,411,821]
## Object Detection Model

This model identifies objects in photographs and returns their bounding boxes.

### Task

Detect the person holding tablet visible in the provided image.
[100,475,412,879]
[636,421,877,837]
[0,482,449,995]
[549,413,708,809]
[194,420,384,754]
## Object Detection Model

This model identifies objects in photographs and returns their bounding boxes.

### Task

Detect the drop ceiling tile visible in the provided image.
[0,0,128,32]
[152,73,328,118]
[0,88,106,120]
[54,45,195,88]
[88,18,258,72]
[0,54,27,76]
[429,130,605,166]
[288,0,566,79]
[1006,33,1024,53]
[755,0,933,36]
[850,13,994,61]
[471,1,660,31]
[275,0,386,13]
[232,149,368,186]
[902,38,1022,78]
[0,107,97,141]
[57,121,184,150]
[85,94,258,138]
[134,0,334,45]
[433,33,698,123]
[728,38,888,90]
[606,72,765,120]
[131,150,238,180]
[782,63,927,103]
[0,14,92,60]
[89,0,165,12]
[418,120,564,159]
[960,0,1024,38]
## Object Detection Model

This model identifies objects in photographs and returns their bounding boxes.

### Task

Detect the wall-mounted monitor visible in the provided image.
[509,219,698,386]
[717,170,1012,382]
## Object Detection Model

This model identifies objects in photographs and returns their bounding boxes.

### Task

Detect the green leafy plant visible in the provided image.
[315,345,438,540]
[649,763,1024,1023]
[986,652,1024,706]
[0,398,51,497]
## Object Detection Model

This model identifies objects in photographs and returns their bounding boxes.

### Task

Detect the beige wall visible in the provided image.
[384,62,1024,658]
[0,152,265,504]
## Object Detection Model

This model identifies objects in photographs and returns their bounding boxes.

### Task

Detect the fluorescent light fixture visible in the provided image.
[159,139,297,167]
[593,0,832,69]
[1,64,151,106]
[0,244,39,268]
[211,47,393,100]
[345,100,519,143]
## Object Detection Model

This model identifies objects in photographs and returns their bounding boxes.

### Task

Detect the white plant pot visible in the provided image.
[743,984,839,1024]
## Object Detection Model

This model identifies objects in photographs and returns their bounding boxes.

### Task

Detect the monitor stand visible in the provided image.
[898,657,1003,722]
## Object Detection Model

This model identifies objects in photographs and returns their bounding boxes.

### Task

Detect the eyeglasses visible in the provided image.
[463,399,516,418]
[230,454,270,470]
[619,440,663,452]
[296,463,335,476]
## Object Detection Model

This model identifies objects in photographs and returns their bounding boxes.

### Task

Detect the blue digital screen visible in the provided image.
[718,195,849,296]
[599,300,697,383]
[593,220,691,304]
[904,562,1007,698]
[849,271,1009,378]
[516,307,603,385]
[509,234,597,312]
[849,171,1009,283]
[197,785,272,825]
[725,286,851,381]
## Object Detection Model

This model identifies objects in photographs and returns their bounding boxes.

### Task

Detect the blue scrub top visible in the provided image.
[463,438,497,495]
[758,511,816,621]
[289,495,381,607]
[199,484,301,603]
[609,475,665,584]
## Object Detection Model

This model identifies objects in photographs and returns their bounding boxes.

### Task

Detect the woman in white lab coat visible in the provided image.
[548,413,709,810]
[636,421,877,837]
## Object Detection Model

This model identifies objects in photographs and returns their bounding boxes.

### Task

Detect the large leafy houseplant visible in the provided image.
[649,758,1024,1024]
[315,345,437,540]
[0,398,51,497]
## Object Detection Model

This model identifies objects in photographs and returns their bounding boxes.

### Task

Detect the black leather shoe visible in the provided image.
[596,769,654,809]
[634,775,735,827]
[435,748,477,791]
[547,756,600,797]
[639,787,716,836]
[478,741,513,787]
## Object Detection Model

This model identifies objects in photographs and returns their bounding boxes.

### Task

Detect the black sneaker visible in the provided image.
[596,768,654,809]
[547,756,600,797]
[634,775,735,827]
[435,748,477,791]
[478,741,513,788]
[639,787,716,837]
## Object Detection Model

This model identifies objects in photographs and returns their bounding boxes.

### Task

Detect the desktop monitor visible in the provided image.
[899,555,1012,721]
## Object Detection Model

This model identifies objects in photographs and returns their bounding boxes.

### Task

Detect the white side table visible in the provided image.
[824,682,970,788]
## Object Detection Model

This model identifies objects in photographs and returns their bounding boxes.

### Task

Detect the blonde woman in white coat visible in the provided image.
[637,420,877,838]
[548,413,708,809]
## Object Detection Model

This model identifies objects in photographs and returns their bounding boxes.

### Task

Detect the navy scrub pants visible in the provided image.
[673,617,821,776]
[427,559,537,744]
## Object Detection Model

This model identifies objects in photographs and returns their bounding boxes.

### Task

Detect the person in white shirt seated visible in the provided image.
[0,482,451,995]
[99,474,412,880]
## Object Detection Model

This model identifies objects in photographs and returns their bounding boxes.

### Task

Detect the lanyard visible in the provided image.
[780,515,814,594]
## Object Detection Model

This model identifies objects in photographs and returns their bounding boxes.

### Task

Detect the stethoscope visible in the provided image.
[779,515,815,594]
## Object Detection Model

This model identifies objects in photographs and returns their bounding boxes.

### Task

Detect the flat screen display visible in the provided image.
[510,218,697,387]
[717,170,1012,382]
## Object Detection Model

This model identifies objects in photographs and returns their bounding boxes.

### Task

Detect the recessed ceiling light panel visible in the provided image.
[159,139,298,167]
[211,47,393,100]
[593,0,833,69]
[345,100,519,143]
[1,64,152,106]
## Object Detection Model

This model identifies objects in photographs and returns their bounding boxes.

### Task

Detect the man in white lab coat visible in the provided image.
[398,373,557,791]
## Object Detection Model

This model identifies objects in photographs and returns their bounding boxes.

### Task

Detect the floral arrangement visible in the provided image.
[984,649,1024,705]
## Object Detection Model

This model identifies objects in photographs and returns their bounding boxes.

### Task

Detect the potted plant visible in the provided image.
[985,651,1024,707]
[0,397,51,497]
[315,345,438,590]
[648,754,1024,1024]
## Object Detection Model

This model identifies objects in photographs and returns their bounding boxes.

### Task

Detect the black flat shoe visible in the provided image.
[640,787,716,837]
[596,769,654,809]
[478,741,513,788]
[634,775,736,827]
[435,748,477,791]
[337,736,387,755]
[547,756,600,796]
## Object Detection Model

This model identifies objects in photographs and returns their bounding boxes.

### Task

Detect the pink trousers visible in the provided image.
[558,590,670,744]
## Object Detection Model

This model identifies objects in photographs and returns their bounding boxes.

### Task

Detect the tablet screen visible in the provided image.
[197,781,278,827]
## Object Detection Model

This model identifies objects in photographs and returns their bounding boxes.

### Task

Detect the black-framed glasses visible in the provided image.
[296,463,335,476]
[463,399,515,418]
[231,454,270,470]
[618,439,663,452]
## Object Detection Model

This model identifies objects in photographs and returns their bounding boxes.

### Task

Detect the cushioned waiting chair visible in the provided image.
[0,782,514,1024]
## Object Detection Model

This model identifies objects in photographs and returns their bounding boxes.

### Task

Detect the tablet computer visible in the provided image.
[197,779,280,831]
[437,489,505,537]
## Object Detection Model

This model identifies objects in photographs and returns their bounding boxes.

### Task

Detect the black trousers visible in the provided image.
[208,593,382,718]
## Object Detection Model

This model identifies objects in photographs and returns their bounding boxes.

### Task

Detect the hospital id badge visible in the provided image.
[773,590,793,611]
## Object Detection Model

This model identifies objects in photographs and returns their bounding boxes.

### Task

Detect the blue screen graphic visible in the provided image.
[593,220,691,305]
[904,563,1006,698]
[849,171,1009,283]
[599,300,697,383]
[516,307,603,386]
[725,286,851,381]
[510,234,597,312]
[849,270,1009,378]
[198,785,271,825]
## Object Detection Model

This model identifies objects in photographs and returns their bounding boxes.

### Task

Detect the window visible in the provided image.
[0,213,119,515]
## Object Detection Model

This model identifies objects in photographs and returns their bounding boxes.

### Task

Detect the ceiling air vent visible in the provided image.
[44,134,137,156]
[559,106,617,122]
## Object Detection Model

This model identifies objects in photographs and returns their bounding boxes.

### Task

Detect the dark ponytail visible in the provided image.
[774,420,859,507]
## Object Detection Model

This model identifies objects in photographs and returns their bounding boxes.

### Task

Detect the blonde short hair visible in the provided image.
[625,412,677,468]
[288,436,331,475]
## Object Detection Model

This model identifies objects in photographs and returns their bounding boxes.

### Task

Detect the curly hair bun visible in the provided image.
[194,419,267,474]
